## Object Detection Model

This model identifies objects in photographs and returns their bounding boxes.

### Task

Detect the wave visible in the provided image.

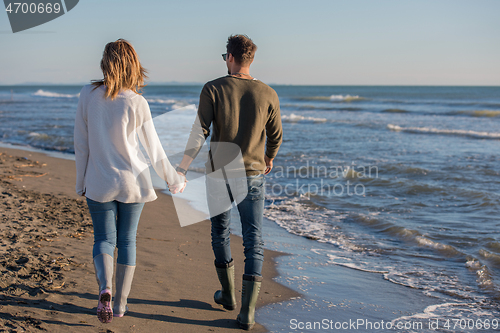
[264,196,366,252]
[380,164,429,176]
[281,113,328,123]
[387,124,500,140]
[466,256,496,290]
[414,236,461,255]
[28,132,50,139]
[382,109,500,118]
[283,101,500,119]
[266,195,461,257]
[455,110,500,118]
[392,302,492,327]
[330,94,365,102]
[485,241,500,254]
[318,242,480,306]
[146,98,177,104]
[354,213,461,256]
[33,89,80,98]
[294,95,366,102]
[0,130,74,153]
[268,197,496,308]
[318,252,389,274]
[287,104,364,112]
[479,249,500,268]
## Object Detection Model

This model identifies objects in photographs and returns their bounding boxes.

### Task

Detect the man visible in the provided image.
[176,34,282,330]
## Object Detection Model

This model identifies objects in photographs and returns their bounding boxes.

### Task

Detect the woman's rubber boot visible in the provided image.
[93,253,114,323]
[214,259,237,310]
[113,264,136,317]
[237,275,262,330]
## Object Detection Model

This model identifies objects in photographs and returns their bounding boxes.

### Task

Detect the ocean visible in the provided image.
[0,84,499,332]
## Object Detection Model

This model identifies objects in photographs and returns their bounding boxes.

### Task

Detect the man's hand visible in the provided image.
[168,173,187,194]
[264,155,274,175]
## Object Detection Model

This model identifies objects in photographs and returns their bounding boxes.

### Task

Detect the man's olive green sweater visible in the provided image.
[185,76,283,176]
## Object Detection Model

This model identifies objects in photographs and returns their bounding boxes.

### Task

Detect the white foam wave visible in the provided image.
[415,236,460,254]
[388,124,500,139]
[265,196,364,252]
[33,89,79,98]
[330,94,363,101]
[146,98,177,104]
[28,132,51,140]
[465,258,482,269]
[356,213,461,256]
[320,252,389,274]
[281,113,327,123]
[315,245,474,301]
[457,110,500,118]
[392,302,497,329]
[476,266,495,288]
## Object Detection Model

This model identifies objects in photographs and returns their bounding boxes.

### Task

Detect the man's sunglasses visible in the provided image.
[222,53,228,61]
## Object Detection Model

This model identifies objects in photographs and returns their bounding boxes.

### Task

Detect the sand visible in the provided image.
[0,147,298,333]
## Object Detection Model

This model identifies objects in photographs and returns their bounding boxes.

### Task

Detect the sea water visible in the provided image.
[1,84,499,331]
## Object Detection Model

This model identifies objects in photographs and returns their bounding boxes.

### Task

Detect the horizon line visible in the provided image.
[1,82,499,88]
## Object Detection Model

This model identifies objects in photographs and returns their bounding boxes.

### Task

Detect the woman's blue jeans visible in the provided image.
[86,198,144,266]
[208,174,265,277]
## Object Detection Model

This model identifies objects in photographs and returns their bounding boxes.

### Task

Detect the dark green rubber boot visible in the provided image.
[237,274,262,330]
[214,259,237,310]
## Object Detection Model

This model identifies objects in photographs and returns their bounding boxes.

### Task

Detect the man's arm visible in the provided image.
[264,96,283,174]
[177,155,194,175]
[178,85,214,174]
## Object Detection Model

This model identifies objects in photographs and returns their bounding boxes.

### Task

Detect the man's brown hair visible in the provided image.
[92,39,148,100]
[226,35,257,66]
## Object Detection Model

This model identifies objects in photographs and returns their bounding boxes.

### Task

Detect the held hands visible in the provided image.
[168,155,272,193]
[168,172,187,194]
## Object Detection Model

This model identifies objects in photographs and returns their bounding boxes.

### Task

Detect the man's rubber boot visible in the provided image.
[93,253,114,323]
[113,264,136,317]
[237,274,262,330]
[214,259,237,310]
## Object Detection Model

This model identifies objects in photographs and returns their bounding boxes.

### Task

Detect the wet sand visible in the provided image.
[0,147,298,332]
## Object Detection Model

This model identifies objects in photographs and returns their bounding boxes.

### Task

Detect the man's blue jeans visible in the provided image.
[208,174,265,276]
[86,198,145,266]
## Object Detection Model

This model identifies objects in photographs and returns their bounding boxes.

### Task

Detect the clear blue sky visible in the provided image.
[1,0,499,85]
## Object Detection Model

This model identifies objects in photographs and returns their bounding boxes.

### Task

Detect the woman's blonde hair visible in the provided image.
[92,39,148,100]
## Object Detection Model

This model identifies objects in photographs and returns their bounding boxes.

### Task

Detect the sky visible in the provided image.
[0,0,499,86]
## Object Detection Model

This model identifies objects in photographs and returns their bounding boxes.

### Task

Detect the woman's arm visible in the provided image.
[74,87,89,196]
[137,99,186,193]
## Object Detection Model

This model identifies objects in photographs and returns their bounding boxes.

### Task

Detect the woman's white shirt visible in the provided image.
[74,84,181,203]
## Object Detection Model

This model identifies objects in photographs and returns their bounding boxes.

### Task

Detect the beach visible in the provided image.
[0,145,455,333]
[0,146,297,332]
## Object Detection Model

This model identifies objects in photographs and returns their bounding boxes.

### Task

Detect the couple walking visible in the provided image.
[74,35,283,330]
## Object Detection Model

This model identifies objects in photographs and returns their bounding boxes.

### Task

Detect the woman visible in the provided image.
[74,39,185,323]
